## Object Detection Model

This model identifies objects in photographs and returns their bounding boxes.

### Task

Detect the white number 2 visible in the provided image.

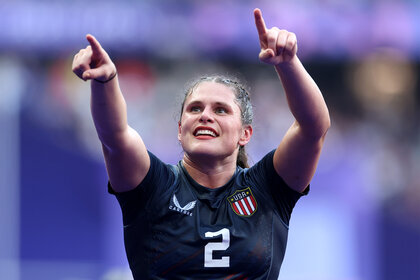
[204,228,230,267]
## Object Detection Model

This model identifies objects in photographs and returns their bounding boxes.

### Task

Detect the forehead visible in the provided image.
[186,81,237,105]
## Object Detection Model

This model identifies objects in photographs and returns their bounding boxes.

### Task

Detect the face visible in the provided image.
[178,81,252,162]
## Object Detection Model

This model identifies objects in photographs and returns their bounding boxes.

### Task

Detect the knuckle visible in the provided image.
[279,30,289,40]
[267,32,277,43]
[287,33,297,48]
[286,40,295,49]
[269,28,278,36]
[277,40,286,49]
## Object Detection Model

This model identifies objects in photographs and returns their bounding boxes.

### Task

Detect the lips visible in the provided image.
[193,127,218,137]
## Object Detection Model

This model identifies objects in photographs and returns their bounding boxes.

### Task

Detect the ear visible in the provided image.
[178,121,182,142]
[238,125,253,146]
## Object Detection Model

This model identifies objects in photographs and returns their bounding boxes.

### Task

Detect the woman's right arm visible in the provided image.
[72,34,150,192]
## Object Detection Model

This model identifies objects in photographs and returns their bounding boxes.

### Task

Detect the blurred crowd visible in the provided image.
[1,0,420,279]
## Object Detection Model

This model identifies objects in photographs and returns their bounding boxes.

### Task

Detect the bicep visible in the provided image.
[273,121,326,193]
[102,126,150,193]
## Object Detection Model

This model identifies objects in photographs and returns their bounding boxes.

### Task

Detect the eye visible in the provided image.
[190,106,202,113]
[215,107,227,114]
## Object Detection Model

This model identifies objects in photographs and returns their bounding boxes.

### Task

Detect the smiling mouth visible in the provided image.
[194,129,218,137]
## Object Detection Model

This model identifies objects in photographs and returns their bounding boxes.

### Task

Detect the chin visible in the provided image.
[187,147,220,157]
[184,144,237,161]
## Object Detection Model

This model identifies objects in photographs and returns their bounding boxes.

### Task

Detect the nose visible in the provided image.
[199,107,214,123]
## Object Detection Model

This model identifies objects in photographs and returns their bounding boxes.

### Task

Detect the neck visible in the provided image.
[182,154,237,189]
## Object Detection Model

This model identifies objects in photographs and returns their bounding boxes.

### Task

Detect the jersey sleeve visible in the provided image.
[245,150,309,226]
[108,151,176,226]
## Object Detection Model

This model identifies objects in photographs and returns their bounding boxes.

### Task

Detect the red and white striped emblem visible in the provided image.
[227,187,257,217]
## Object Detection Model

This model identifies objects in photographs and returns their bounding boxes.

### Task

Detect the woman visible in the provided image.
[72,8,330,280]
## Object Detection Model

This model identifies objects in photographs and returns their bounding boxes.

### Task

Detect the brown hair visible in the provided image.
[180,75,253,168]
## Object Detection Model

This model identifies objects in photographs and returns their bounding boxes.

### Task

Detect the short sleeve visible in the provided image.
[108,151,176,225]
[245,150,309,226]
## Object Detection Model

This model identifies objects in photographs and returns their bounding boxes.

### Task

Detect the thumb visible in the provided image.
[259,49,274,61]
[82,67,106,80]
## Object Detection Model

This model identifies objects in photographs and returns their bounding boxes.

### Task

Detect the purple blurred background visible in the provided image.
[1,1,419,279]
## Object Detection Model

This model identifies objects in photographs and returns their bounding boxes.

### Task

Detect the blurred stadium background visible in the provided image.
[0,0,419,279]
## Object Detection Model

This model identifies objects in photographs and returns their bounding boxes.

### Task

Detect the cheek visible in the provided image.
[229,118,244,133]
[179,116,189,130]
[178,116,192,139]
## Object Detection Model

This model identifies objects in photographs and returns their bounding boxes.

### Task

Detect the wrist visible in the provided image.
[274,56,300,73]
[94,71,117,84]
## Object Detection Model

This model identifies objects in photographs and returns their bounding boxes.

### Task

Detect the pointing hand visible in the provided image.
[254,9,298,65]
[72,34,116,82]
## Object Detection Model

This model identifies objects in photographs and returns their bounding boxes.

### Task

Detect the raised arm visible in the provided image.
[72,34,150,192]
[254,9,330,192]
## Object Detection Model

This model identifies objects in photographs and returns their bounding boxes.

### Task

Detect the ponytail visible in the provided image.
[237,146,249,168]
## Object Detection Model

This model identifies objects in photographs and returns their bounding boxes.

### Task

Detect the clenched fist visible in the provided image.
[254,9,298,65]
[72,34,117,82]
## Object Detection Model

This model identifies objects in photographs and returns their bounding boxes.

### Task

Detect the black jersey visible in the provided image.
[109,150,308,279]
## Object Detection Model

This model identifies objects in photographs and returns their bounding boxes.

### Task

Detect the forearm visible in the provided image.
[275,56,330,139]
[90,76,129,148]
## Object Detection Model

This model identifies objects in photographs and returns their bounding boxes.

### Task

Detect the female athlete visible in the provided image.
[72,8,330,280]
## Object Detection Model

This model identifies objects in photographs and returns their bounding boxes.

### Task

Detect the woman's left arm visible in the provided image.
[254,8,331,192]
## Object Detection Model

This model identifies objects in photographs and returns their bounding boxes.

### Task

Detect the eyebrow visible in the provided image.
[186,100,232,108]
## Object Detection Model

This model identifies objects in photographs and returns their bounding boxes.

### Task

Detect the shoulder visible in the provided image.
[241,149,308,197]
[242,150,277,179]
[111,151,179,196]
[145,150,180,184]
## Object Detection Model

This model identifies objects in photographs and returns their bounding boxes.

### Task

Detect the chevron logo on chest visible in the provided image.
[169,194,197,216]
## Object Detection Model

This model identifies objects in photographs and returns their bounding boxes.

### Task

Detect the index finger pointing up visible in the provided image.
[254,8,267,37]
[86,34,102,54]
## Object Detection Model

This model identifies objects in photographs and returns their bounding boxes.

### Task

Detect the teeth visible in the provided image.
[195,129,216,137]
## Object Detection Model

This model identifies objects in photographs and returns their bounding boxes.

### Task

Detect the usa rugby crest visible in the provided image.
[227,187,257,217]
